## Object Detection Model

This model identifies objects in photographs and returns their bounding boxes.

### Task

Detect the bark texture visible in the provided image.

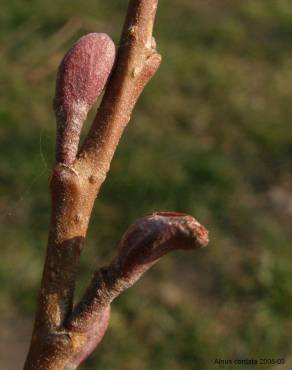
[23,1,209,369]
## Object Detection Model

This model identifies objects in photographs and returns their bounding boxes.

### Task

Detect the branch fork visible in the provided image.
[23,1,209,369]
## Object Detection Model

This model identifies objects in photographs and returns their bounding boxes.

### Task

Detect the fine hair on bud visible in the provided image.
[54,33,116,165]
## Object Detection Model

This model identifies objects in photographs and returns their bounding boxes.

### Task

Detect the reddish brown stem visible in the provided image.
[23,1,209,369]
[67,213,209,332]
[24,1,162,369]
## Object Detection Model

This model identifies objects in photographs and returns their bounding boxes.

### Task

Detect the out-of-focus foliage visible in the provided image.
[0,0,292,369]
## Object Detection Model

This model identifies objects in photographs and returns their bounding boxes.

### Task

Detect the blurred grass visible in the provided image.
[0,0,292,369]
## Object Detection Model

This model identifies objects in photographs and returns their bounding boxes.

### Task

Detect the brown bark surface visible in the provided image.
[23,1,209,369]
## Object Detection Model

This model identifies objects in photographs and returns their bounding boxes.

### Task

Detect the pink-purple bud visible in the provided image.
[116,212,209,279]
[54,33,116,164]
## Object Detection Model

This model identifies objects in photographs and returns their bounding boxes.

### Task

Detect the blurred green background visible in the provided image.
[0,0,292,369]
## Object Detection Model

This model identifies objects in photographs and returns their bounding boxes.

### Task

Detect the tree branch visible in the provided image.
[62,213,208,370]
[23,1,209,369]
[29,0,161,336]
[74,0,161,179]
[67,213,209,332]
